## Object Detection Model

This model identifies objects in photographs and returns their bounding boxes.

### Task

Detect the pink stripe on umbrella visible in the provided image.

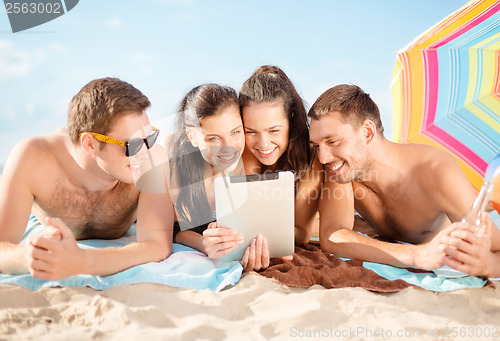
[432,1,500,48]
[494,50,500,101]
[417,1,499,176]
[424,124,488,175]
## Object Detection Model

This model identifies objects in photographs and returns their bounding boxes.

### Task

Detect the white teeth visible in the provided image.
[130,164,141,171]
[330,161,344,171]
[219,153,236,161]
[258,147,276,155]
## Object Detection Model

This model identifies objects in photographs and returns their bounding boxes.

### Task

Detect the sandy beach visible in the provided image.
[1,273,499,340]
[1,179,498,340]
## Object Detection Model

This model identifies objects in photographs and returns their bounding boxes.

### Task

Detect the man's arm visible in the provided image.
[428,152,500,276]
[86,190,174,275]
[0,139,40,274]
[27,190,174,280]
[318,178,446,269]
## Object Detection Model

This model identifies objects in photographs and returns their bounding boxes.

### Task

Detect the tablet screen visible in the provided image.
[215,171,295,262]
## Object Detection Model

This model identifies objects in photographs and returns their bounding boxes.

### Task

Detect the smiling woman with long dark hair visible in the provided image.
[168,83,244,240]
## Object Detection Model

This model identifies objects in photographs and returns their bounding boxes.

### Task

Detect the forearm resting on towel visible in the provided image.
[319,228,437,269]
[82,239,171,276]
[0,242,28,274]
[77,214,173,276]
[25,216,173,279]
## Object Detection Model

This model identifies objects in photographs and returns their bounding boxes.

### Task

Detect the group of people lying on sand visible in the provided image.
[0,65,498,281]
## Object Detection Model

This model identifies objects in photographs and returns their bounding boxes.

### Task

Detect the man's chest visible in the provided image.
[33,179,139,239]
[353,184,450,244]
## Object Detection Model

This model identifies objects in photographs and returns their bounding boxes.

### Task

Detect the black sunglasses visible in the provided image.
[80,127,160,157]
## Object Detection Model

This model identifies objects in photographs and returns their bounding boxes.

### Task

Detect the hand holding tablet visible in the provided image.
[214,171,295,262]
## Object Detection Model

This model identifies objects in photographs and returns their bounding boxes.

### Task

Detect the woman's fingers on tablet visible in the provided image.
[245,238,257,271]
[203,232,243,247]
[261,238,270,269]
[253,235,263,270]
[218,240,241,252]
[207,222,218,229]
[240,245,250,269]
[204,235,243,258]
[209,242,240,259]
[203,227,237,237]
[241,237,272,272]
[217,243,240,257]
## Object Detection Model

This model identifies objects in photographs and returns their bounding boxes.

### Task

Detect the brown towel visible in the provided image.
[257,243,415,293]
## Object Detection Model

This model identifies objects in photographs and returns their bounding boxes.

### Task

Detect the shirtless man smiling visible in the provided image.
[309,84,500,276]
[0,78,174,279]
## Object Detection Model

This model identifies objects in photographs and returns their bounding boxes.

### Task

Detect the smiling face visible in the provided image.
[187,103,245,172]
[309,111,371,183]
[241,100,290,169]
[92,110,153,184]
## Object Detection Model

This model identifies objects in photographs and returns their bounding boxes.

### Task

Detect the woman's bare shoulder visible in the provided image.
[242,149,262,175]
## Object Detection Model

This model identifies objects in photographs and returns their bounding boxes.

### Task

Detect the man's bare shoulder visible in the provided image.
[399,143,458,174]
[398,143,474,209]
[12,134,69,157]
[6,135,61,173]
[4,135,75,187]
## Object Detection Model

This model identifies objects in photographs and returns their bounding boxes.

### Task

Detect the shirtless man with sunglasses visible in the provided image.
[0,78,174,279]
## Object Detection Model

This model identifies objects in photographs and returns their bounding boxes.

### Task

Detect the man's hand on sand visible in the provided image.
[441,212,495,277]
[26,217,86,280]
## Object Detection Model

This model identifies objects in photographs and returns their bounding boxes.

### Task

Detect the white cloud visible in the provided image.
[50,42,68,53]
[106,18,123,28]
[0,40,35,79]
[0,40,70,81]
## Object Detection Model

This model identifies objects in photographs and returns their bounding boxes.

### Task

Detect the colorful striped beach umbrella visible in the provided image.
[391,0,500,191]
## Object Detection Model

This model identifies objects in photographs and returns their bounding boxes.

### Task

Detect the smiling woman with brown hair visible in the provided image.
[202,66,324,267]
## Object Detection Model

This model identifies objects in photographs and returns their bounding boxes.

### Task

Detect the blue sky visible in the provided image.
[0,0,470,170]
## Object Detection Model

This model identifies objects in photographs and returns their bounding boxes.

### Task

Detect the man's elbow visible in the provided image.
[147,238,173,262]
[294,227,311,244]
[319,228,350,253]
[159,241,173,261]
[163,246,173,260]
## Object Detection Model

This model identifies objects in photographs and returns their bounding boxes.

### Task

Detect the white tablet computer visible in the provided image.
[214,171,295,262]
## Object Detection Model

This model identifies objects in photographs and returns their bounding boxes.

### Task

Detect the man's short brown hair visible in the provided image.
[67,78,151,144]
[308,84,384,135]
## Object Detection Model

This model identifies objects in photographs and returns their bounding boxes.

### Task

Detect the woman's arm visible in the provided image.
[294,156,324,243]
[175,229,206,253]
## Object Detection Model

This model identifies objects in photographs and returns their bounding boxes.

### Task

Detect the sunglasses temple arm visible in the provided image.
[147,148,155,168]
